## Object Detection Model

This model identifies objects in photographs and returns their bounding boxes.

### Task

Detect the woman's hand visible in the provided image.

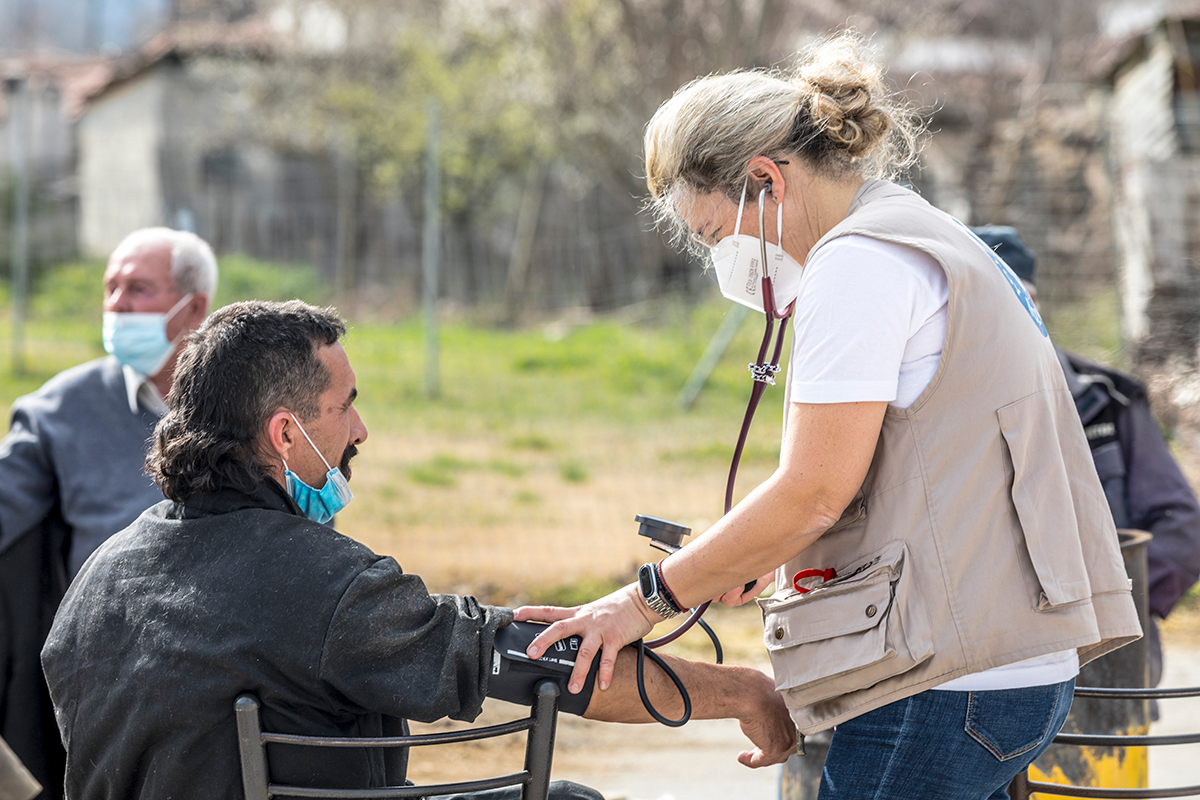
[717,574,773,607]
[514,583,660,694]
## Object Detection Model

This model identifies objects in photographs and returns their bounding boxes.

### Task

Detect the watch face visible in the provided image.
[638,564,655,597]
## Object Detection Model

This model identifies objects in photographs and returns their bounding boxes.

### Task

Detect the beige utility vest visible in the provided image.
[760,180,1142,734]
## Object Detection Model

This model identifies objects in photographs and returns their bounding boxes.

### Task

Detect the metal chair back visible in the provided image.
[1008,684,1200,799]
[235,679,560,800]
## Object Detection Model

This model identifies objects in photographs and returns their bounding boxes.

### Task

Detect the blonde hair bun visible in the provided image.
[794,35,892,160]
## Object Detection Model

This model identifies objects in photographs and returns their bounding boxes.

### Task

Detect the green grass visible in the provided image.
[405,453,528,487]
[340,302,776,440]
[212,255,327,308]
[660,440,781,465]
[509,433,555,451]
[523,576,627,608]
[558,460,590,483]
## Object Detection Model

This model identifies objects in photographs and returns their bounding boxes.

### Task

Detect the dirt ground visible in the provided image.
[406,604,1200,800]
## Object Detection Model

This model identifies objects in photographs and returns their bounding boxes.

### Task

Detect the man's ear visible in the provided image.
[265,409,298,464]
[186,293,210,329]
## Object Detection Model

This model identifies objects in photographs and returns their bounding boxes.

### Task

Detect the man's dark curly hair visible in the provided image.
[147,300,347,502]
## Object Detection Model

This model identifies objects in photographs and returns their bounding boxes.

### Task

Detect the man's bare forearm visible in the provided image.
[581,647,758,722]
[579,646,796,767]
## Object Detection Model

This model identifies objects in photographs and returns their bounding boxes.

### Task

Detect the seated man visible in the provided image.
[41,300,794,800]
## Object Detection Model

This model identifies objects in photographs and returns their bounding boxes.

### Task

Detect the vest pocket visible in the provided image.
[998,394,1092,610]
[758,540,933,706]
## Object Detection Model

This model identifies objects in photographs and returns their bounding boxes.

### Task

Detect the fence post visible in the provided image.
[422,100,440,399]
[5,76,30,377]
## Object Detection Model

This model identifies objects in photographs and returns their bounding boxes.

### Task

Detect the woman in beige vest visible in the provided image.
[517,31,1140,799]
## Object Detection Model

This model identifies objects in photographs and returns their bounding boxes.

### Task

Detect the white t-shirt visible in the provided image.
[788,234,1079,691]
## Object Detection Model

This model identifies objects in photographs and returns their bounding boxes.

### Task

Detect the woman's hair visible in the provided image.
[644,30,923,243]
[146,300,346,502]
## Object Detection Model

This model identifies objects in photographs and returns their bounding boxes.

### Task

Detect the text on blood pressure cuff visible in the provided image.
[487,620,597,716]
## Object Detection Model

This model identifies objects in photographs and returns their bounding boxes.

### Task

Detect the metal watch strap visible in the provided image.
[638,563,681,619]
[653,561,685,614]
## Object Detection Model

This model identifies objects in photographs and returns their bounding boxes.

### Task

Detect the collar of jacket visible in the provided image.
[169,478,304,520]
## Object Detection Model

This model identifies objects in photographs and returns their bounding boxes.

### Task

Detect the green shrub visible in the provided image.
[559,460,589,483]
[212,255,326,307]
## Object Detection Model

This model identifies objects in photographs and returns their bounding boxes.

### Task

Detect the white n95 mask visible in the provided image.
[710,182,803,314]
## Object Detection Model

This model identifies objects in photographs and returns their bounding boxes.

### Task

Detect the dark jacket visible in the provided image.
[0,511,68,800]
[41,480,511,800]
[0,357,163,800]
[1059,349,1200,618]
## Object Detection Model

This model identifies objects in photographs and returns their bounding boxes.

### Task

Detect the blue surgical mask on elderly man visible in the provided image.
[102,293,193,376]
[709,182,804,314]
[282,413,354,525]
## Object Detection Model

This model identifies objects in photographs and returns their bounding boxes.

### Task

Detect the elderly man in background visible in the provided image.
[0,228,216,800]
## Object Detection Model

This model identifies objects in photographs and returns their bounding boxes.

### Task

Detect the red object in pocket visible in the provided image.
[792,567,838,594]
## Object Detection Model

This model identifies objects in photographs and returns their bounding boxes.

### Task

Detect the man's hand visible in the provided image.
[735,671,797,768]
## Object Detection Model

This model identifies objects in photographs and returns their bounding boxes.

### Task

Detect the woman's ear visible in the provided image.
[746,156,786,204]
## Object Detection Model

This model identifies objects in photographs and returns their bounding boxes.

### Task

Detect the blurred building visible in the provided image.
[0,54,115,269]
[1102,7,1200,446]
[1105,11,1200,364]
[861,0,1121,325]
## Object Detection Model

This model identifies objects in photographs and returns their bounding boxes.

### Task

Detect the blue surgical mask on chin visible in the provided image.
[102,293,194,377]
[282,413,353,525]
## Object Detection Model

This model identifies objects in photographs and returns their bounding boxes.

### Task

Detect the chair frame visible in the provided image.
[1008,684,1200,799]
[235,679,561,800]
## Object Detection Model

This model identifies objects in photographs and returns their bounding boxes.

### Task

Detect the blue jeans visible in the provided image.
[819,679,1075,799]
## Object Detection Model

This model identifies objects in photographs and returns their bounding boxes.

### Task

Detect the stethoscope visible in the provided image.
[635,183,796,726]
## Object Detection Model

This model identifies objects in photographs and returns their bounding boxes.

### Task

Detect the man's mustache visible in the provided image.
[339,444,358,479]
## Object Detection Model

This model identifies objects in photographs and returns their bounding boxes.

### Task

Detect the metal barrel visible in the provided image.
[779,730,828,800]
[1026,529,1152,797]
[779,529,1151,800]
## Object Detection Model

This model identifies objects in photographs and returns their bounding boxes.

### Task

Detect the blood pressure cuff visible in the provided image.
[487,620,598,716]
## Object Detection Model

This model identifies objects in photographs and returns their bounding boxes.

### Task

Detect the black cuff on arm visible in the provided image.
[487,621,598,716]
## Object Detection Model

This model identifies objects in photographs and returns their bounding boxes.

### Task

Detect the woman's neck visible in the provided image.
[781,165,866,263]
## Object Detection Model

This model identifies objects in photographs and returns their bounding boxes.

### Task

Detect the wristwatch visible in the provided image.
[637,563,681,619]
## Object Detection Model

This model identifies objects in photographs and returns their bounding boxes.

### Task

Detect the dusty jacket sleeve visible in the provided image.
[1122,397,1200,618]
[317,556,513,723]
[0,402,58,553]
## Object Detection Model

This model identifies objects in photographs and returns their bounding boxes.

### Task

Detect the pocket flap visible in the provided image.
[763,570,893,650]
[998,393,1091,609]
